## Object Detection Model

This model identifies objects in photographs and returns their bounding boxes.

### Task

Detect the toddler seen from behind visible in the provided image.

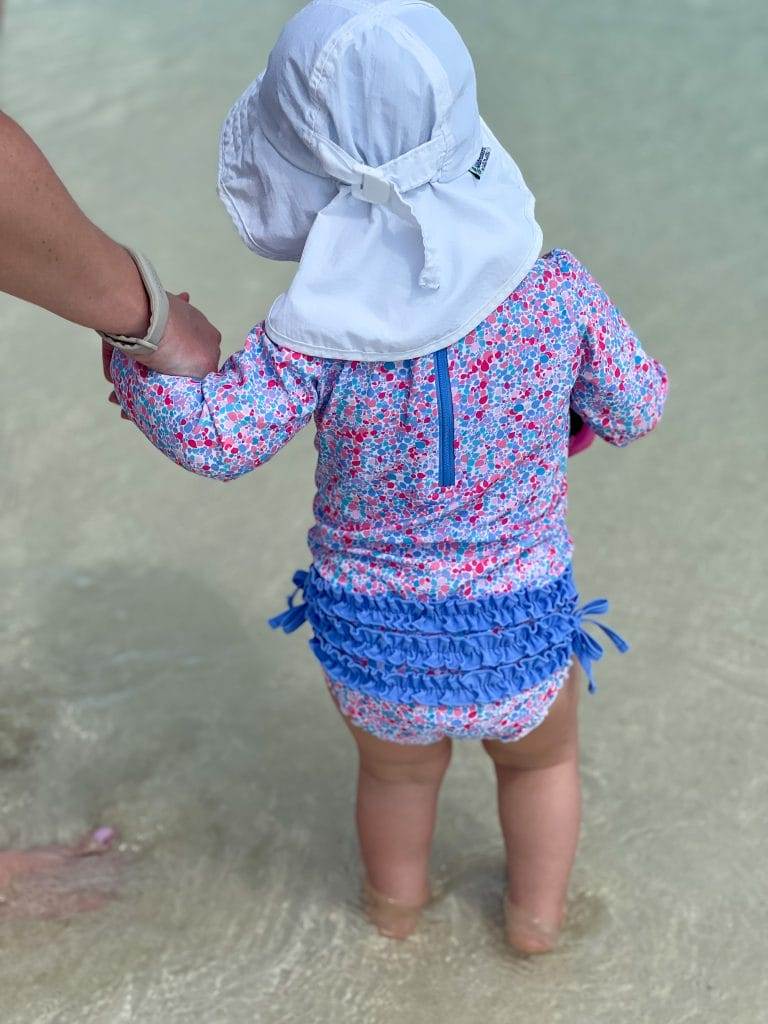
[108,0,668,953]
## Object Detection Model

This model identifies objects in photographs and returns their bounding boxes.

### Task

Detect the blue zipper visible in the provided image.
[433,347,455,487]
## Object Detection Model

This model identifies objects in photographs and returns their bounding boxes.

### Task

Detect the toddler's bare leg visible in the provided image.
[339,715,451,938]
[482,661,581,953]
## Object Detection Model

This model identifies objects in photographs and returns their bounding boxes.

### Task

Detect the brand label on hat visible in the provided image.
[469,147,491,179]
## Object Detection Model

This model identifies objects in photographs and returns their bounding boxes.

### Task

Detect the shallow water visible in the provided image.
[0,0,766,1021]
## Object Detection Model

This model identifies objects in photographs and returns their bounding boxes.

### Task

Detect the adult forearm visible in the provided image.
[0,111,150,336]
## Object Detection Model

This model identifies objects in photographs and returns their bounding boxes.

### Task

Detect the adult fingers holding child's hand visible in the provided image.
[131,292,222,378]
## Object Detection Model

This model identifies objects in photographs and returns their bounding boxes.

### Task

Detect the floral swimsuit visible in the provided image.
[110,249,668,744]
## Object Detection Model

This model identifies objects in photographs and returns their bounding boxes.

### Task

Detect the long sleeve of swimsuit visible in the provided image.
[569,258,668,447]
[109,324,325,481]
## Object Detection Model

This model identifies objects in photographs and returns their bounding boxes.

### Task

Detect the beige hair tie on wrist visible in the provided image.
[100,247,169,353]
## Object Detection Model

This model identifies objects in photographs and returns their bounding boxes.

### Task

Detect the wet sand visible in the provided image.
[0,0,766,1021]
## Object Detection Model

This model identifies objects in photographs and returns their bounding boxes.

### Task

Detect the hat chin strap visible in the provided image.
[309,133,444,291]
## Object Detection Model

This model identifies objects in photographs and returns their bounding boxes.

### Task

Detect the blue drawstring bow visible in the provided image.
[268,570,310,634]
[572,597,630,694]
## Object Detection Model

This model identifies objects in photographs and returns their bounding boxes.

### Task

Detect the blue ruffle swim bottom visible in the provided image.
[322,663,576,744]
[269,563,629,738]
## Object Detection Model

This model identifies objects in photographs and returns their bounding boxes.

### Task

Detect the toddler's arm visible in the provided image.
[109,323,323,481]
[569,255,668,447]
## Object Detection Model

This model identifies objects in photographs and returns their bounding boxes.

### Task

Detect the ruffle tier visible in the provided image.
[268,565,629,706]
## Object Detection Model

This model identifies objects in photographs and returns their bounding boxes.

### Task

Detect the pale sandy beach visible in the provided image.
[0,1,765,1021]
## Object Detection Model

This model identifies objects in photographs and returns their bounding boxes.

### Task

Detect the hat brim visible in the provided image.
[217,73,337,262]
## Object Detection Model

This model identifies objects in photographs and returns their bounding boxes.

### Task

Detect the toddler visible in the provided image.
[108,0,668,954]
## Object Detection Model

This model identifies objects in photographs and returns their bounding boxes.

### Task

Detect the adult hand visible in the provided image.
[104,291,221,415]
[103,289,221,381]
[137,292,222,377]
[130,291,222,377]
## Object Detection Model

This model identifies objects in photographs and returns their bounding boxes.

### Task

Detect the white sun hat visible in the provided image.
[218,0,543,362]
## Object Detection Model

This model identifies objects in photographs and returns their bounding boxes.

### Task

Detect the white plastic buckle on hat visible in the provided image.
[311,133,442,289]
[356,169,392,205]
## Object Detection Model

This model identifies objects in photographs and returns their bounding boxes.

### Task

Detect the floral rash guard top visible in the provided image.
[110,249,669,604]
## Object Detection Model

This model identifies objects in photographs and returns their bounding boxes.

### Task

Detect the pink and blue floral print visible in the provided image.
[110,248,667,736]
[110,248,668,603]
[323,661,573,745]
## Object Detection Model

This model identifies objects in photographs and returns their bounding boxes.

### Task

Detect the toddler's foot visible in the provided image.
[362,877,430,940]
[504,891,564,955]
[0,827,119,920]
